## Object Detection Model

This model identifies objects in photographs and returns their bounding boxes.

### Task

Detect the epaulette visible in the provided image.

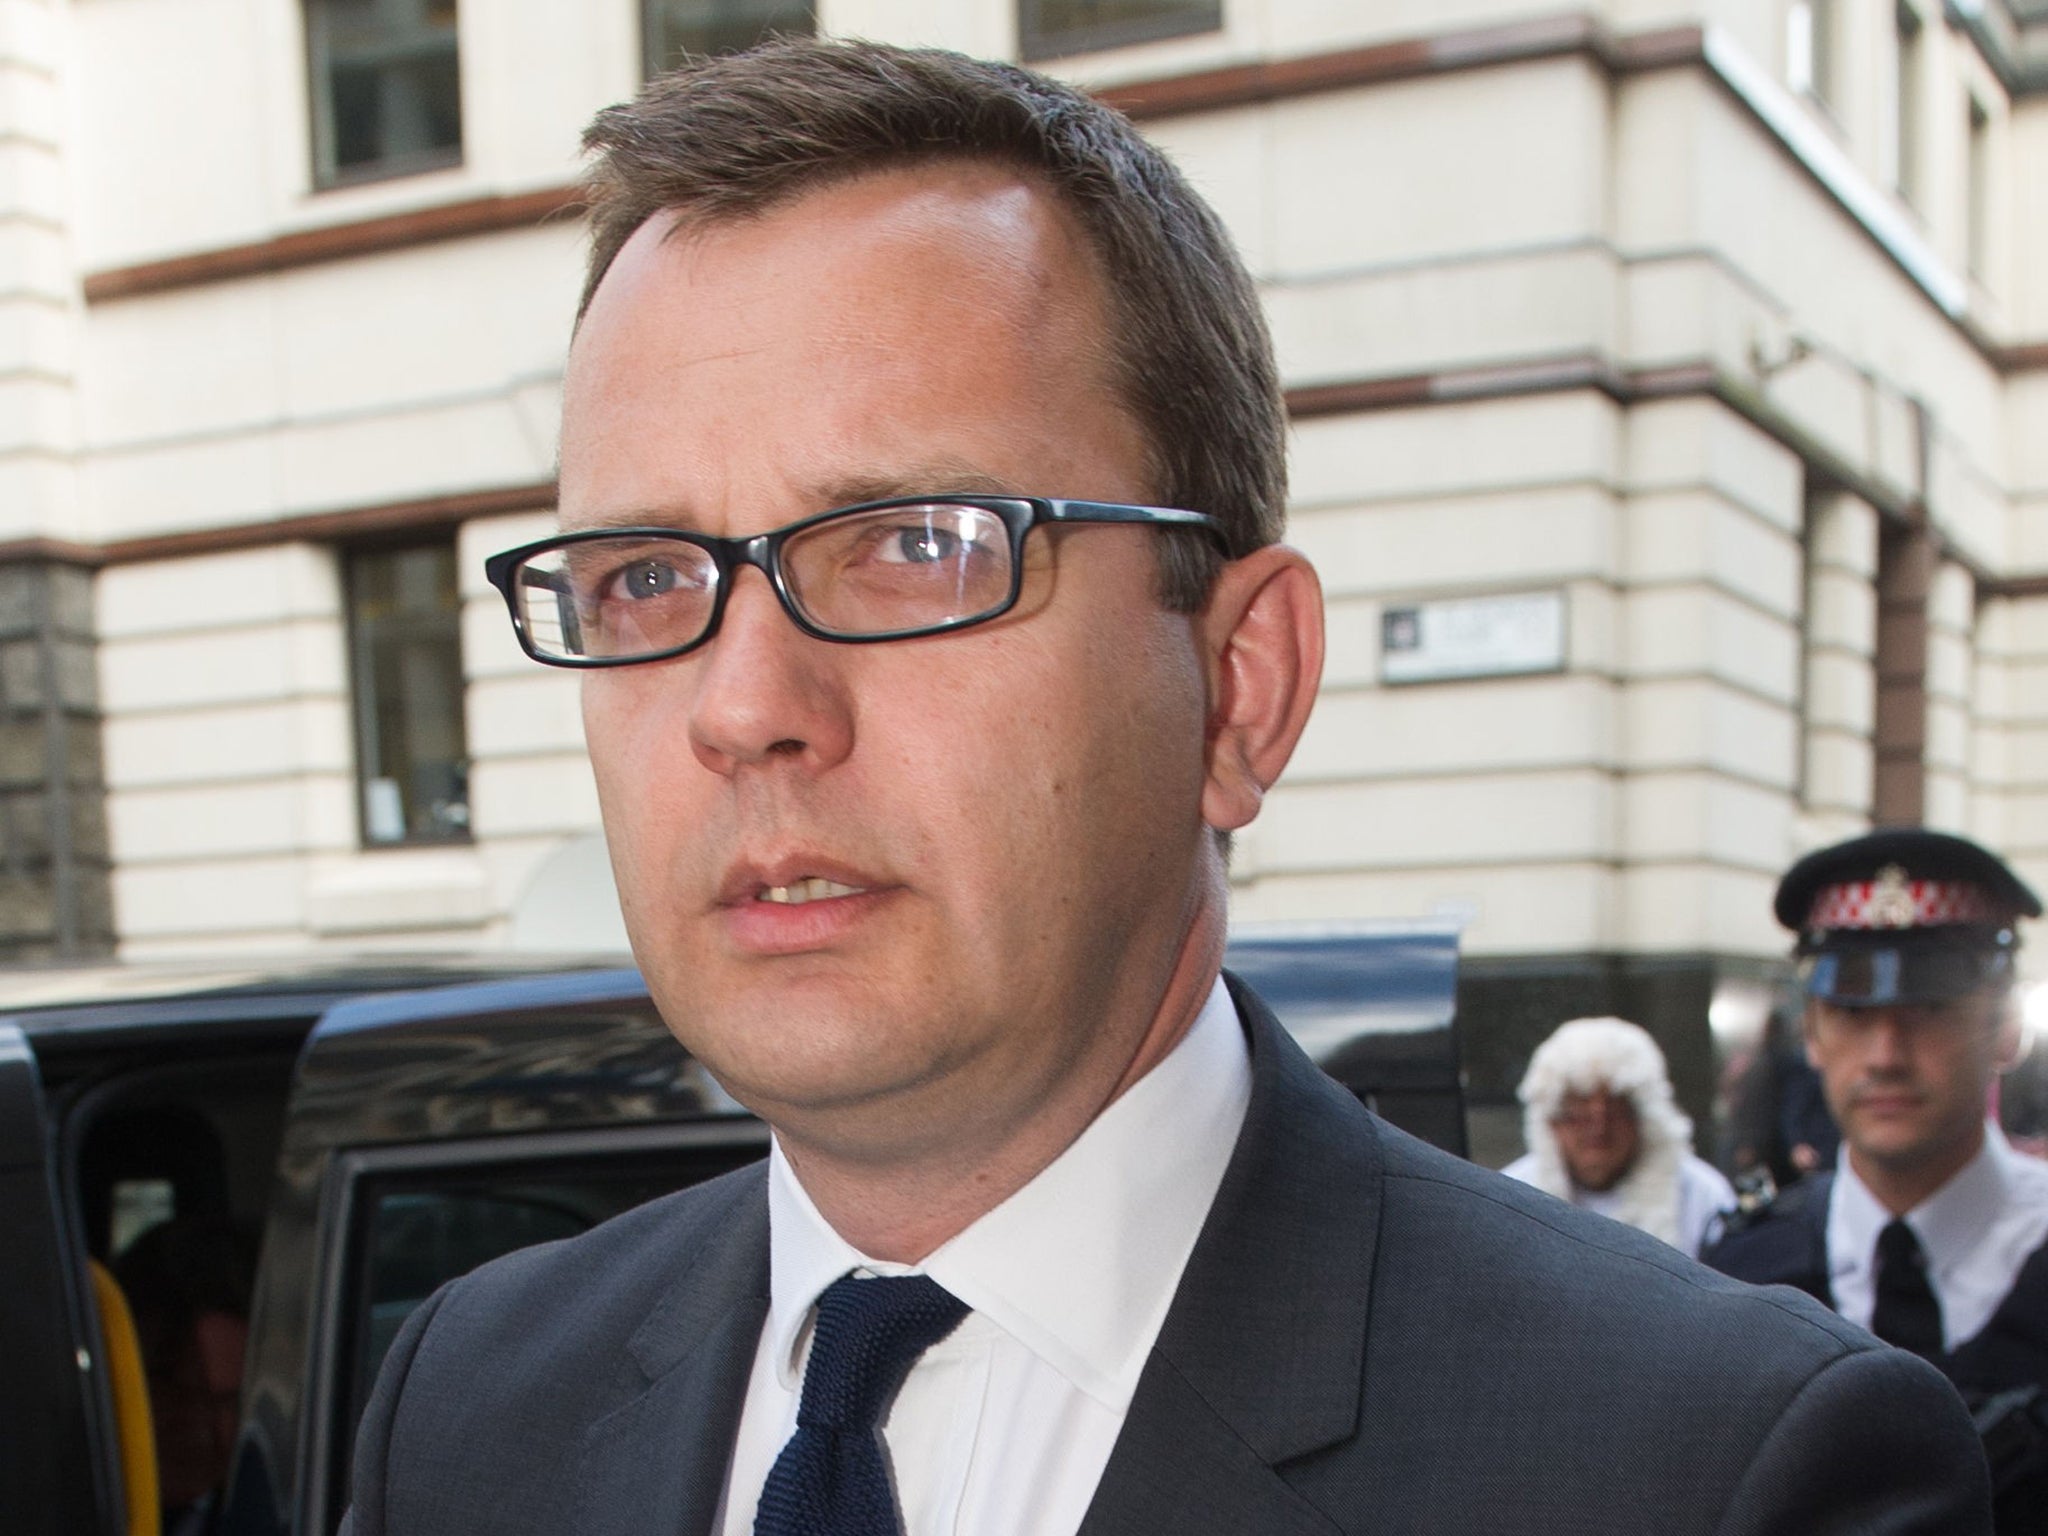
[1701,1169,1833,1255]
[1712,1168,1788,1238]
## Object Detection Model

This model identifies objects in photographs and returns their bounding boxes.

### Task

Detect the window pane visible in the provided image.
[308,0,463,186]
[1894,5,1923,207]
[1967,97,1991,278]
[643,0,815,76]
[1786,0,1835,106]
[331,1143,765,1530]
[346,542,470,845]
[1020,0,1221,61]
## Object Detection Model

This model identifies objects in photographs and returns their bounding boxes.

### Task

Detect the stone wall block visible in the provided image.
[1875,682,1929,752]
[0,636,42,705]
[0,564,44,635]
[51,636,95,709]
[62,714,100,783]
[0,718,41,786]
[47,562,93,637]
[0,871,53,939]
[68,792,108,860]
[1877,607,1929,672]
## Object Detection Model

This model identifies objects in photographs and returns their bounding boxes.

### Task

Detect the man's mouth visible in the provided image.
[756,877,866,905]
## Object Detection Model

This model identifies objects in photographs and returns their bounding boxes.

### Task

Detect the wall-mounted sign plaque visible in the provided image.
[1380,590,1566,684]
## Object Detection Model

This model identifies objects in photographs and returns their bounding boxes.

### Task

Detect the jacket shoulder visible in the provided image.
[1309,1135,1985,1530]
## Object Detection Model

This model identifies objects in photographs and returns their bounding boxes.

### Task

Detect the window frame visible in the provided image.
[639,0,818,78]
[1966,92,1992,281]
[341,535,473,850]
[1018,0,1223,63]
[1893,2,1925,208]
[1785,0,1838,110]
[304,0,465,191]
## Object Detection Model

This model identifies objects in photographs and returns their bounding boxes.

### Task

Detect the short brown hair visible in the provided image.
[579,38,1284,609]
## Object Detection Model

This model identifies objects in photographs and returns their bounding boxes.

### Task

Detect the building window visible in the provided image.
[306,0,462,188]
[1967,95,1991,279]
[642,0,814,75]
[1894,4,1923,208]
[1020,0,1222,62]
[345,540,470,846]
[1786,0,1836,108]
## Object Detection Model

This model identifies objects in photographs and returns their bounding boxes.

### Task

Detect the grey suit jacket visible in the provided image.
[343,977,1991,1534]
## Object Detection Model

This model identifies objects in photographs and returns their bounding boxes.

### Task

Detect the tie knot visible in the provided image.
[796,1273,969,1433]
[1877,1217,1925,1269]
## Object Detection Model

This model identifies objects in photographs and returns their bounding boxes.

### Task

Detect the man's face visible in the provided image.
[560,165,1226,1165]
[1804,983,2011,1180]
[1551,1088,1641,1193]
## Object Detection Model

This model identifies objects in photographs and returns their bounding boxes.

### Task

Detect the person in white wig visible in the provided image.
[1503,1016,1737,1256]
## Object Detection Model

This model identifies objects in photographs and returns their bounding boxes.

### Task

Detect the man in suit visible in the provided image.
[1704,828,2048,1531]
[346,39,1989,1534]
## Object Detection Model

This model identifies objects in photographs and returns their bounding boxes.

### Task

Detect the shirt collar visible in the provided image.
[1831,1121,2010,1279]
[763,974,1251,1411]
[1910,1123,2019,1279]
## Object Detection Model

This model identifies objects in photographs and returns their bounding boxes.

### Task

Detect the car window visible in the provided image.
[328,1139,763,1531]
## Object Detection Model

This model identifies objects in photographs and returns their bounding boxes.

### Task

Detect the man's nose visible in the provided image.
[686,566,853,777]
[1862,1010,1914,1069]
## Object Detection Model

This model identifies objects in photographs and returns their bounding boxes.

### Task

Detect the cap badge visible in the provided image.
[1868,864,1918,928]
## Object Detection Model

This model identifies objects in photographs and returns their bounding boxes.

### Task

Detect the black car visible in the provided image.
[1,924,1460,1536]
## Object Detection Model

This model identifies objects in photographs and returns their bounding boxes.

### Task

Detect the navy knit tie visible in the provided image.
[1871,1217,1944,1359]
[754,1273,970,1536]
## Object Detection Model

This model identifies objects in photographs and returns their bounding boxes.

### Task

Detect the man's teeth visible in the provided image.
[758,877,863,905]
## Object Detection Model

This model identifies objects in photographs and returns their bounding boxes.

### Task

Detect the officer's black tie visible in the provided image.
[755,1273,970,1536]
[1871,1217,1944,1359]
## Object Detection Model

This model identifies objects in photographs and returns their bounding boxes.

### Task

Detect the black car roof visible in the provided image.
[0,952,634,1048]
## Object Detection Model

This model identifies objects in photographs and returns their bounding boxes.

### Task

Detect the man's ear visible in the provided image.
[1197,544,1324,834]
[1992,989,2025,1073]
[1802,1003,1825,1072]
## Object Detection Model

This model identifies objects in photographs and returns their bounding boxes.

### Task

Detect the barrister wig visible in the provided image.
[1516,1017,1696,1247]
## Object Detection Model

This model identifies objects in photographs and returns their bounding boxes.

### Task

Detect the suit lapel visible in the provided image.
[1080,976,1384,1535]
[574,1171,771,1536]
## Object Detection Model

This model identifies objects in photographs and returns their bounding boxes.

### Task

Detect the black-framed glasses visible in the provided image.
[483,495,1222,668]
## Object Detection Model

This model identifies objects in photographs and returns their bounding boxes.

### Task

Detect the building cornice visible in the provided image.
[1281,352,2048,596]
[79,186,583,304]
[68,480,558,567]
[12,355,2043,597]
[0,536,108,567]
[74,15,2048,382]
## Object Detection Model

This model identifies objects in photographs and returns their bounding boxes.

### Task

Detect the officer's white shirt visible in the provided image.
[1828,1122,2048,1350]
[715,976,1252,1536]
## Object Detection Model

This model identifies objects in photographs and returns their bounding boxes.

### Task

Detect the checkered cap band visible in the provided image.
[1806,876,2001,932]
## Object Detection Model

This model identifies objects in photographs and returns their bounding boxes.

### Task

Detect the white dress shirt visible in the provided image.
[715,976,1253,1536]
[1827,1122,2048,1350]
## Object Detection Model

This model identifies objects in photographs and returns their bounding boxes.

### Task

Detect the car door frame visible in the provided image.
[0,1020,118,1536]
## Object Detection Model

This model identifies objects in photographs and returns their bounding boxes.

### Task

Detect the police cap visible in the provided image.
[1775,828,2040,1007]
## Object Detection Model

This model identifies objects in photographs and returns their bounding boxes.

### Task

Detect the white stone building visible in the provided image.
[2,0,2044,1142]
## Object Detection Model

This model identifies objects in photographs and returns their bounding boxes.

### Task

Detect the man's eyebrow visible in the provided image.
[811,464,1020,507]
[558,506,694,533]
[557,464,1023,535]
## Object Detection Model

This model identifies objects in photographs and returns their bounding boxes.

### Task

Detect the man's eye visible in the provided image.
[606,558,691,598]
[877,523,962,565]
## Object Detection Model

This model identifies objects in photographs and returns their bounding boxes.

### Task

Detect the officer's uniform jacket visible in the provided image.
[1704,1153,2048,1534]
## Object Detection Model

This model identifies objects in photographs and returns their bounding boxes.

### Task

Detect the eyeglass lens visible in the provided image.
[509,502,1016,662]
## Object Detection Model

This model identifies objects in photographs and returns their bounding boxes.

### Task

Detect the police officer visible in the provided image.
[1702,828,2048,1532]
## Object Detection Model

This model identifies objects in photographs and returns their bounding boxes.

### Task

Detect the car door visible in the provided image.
[223,968,767,1536]
[0,1021,113,1536]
